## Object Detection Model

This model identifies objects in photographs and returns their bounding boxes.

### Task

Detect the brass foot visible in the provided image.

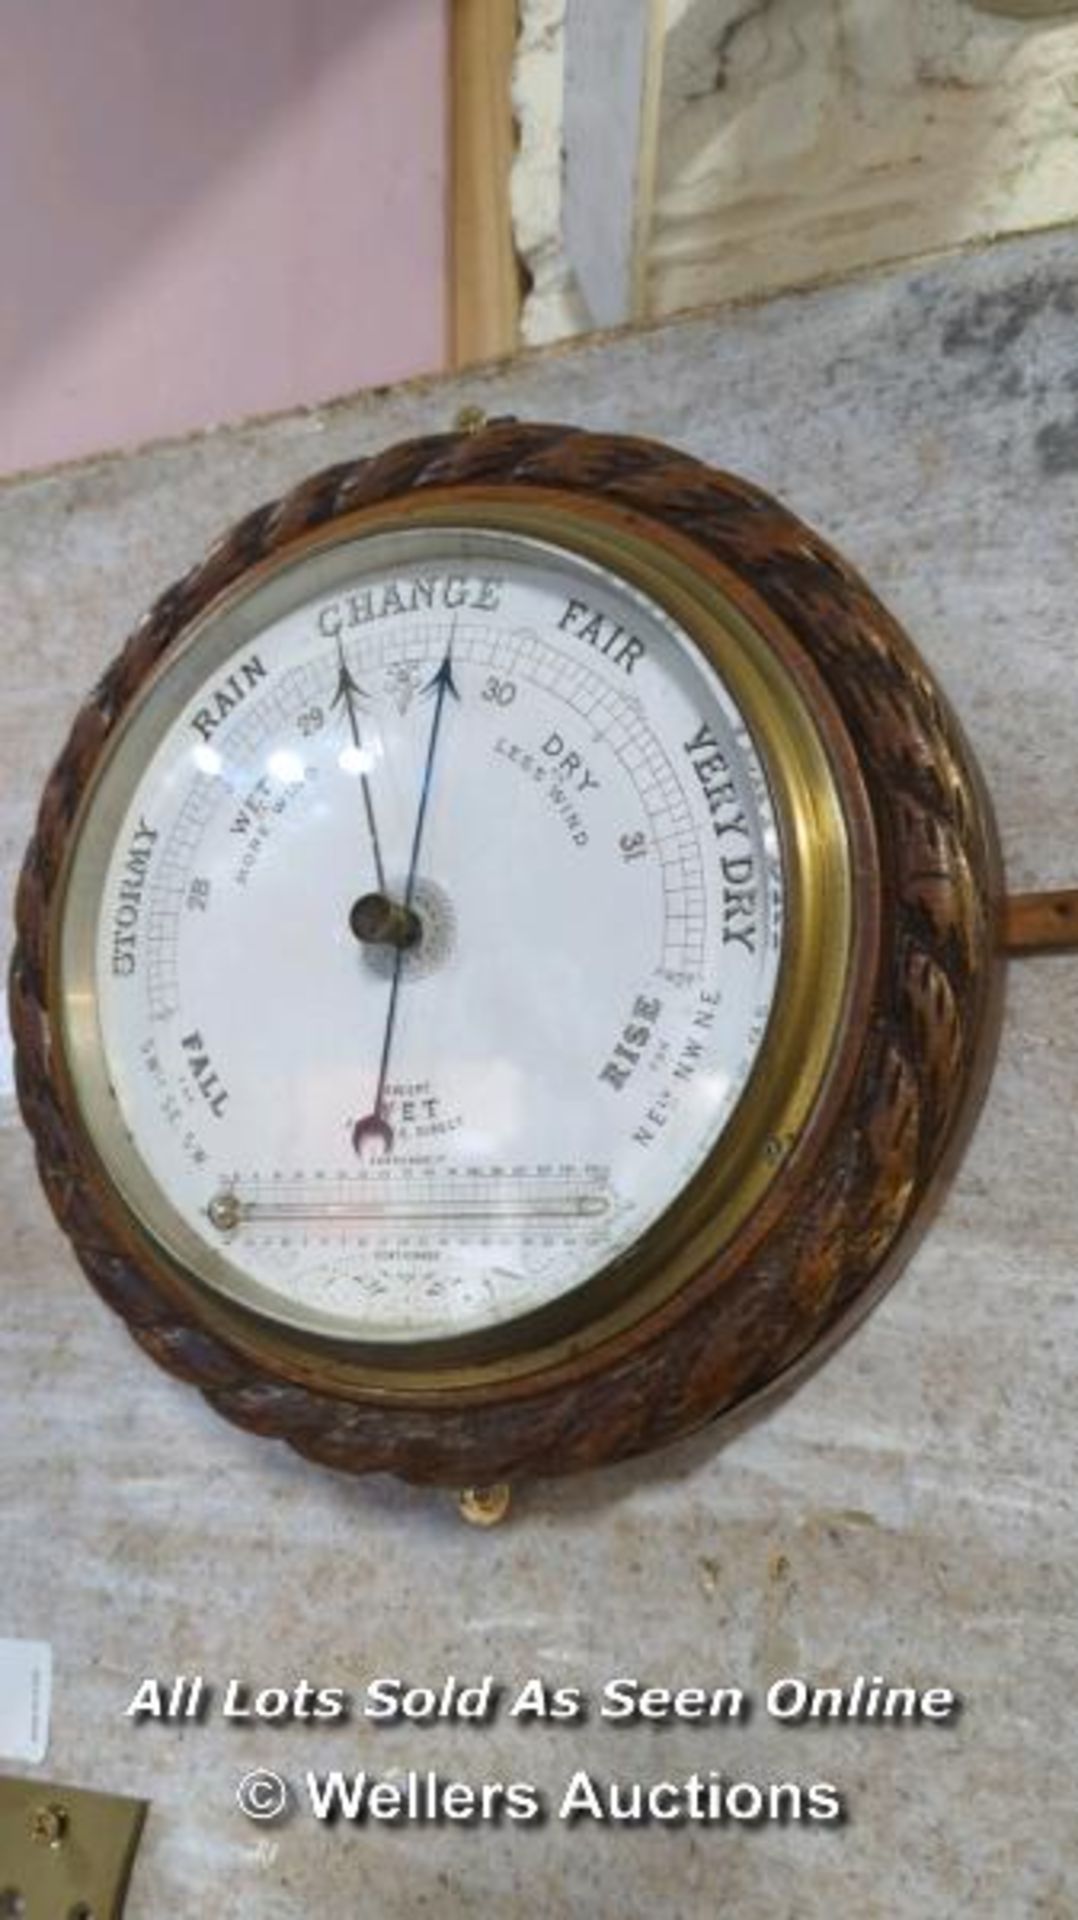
[453,405,487,435]
[457,1483,511,1527]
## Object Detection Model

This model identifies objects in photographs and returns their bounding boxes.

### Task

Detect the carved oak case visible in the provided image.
[10,423,1008,1490]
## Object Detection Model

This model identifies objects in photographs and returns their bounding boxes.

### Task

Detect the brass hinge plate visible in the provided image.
[0,1774,147,1919]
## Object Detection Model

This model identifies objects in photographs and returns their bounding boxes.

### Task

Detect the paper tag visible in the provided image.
[0,1638,52,1763]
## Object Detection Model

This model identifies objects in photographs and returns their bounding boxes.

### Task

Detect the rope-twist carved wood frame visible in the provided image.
[10,424,1002,1484]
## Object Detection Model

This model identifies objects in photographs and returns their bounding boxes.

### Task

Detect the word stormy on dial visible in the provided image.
[109,816,159,977]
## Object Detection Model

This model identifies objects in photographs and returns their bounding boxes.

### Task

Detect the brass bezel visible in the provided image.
[49,486,868,1399]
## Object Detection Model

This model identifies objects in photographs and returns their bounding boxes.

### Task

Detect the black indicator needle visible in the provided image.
[352,632,460,1158]
[331,638,387,895]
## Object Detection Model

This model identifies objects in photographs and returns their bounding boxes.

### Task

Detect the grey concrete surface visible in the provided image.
[2,227,1077,1917]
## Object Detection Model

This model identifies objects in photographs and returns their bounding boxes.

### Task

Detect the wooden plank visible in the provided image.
[563,0,665,327]
[449,0,521,365]
[1003,889,1078,953]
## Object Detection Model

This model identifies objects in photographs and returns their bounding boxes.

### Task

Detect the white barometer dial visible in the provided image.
[62,526,784,1344]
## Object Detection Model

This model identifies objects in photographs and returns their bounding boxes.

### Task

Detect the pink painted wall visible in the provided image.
[0,0,448,475]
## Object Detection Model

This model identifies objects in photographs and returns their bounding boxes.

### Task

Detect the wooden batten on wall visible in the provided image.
[449,0,522,367]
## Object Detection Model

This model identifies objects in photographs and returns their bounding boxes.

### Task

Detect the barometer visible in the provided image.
[11,421,1075,1500]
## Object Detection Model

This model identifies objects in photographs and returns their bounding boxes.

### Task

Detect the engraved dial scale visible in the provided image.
[13,421,1077,1503]
[64,530,786,1351]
